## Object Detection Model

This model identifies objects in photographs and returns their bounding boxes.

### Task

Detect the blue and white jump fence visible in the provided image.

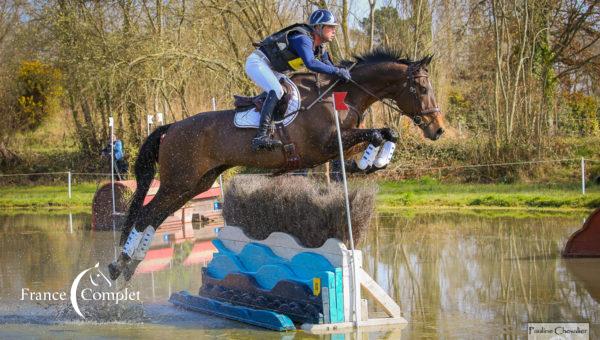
[169,226,406,332]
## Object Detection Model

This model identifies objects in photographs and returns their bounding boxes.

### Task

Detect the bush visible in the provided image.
[15,60,63,131]
[222,175,377,248]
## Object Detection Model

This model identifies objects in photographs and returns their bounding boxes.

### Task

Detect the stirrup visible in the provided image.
[252,135,282,151]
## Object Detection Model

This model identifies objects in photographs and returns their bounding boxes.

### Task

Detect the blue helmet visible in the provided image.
[308,9,338,26]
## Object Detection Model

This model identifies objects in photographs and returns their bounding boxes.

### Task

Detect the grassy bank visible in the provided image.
[0,183,98,210]
[377,179,600,212]
[0,179,599,213]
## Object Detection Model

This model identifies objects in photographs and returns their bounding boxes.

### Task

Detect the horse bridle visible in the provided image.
[349,63,441,129]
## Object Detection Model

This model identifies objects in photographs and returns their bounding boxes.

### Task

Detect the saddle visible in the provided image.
[233,79,294,120]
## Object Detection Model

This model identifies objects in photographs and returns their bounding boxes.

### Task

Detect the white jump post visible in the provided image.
[109,117,116,216]
[147,114,154,136]
[67,171,72,199]
[581,157,586,195]
[331,93,359,326]
[212,97,225,202]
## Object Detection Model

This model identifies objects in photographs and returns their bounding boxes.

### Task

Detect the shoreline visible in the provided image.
[0,181,598,216]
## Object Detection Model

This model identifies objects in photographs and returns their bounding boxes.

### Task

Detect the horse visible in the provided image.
[108,47,446,281]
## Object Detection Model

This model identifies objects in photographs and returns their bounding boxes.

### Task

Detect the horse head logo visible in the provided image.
[70,262,111,319]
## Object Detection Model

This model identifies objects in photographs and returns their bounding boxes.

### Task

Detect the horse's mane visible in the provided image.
[340,46,429,69]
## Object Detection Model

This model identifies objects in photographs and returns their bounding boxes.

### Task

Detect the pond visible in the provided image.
[0,210,597,338]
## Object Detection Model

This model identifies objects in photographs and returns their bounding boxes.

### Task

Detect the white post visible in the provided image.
[331,94,358,326]
[109,117,116,217]
[156,112,164,126]
[147,114,153,136]
[219,175,224,203]
[581,157,586,195]
[69,212,73,234]
[67,171,72,199]
[212,97,224,202]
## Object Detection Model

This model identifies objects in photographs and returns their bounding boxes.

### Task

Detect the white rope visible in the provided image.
[0,158,598,178]
[0,171,68,177]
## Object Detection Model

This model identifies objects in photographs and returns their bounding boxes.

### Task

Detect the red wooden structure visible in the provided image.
[563,208,600,257]
[92,179,223,231]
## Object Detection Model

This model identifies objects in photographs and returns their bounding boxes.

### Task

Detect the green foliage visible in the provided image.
[360,6,405,42]
[447,91,472,126]
[15,60,63,131]
[469,196,515,207]
[359,4,431,53]
[562,92,599,136]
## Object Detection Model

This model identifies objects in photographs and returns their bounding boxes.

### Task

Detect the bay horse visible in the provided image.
[109,47,445,281]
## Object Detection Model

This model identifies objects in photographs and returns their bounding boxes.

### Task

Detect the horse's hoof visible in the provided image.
[123,260,142,282]
[108,262,122,281]
[366,164,386,174]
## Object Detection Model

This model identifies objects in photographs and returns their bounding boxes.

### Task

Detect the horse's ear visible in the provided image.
[420,54,433,67]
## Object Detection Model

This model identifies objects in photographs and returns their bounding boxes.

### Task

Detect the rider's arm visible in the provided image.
[322,51,334,66]
[289,34,338,75]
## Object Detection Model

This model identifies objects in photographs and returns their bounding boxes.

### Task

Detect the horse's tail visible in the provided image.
[121,124,172,242]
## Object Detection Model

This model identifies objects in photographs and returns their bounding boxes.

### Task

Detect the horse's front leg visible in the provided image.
[338,128,385,150]
[333,128,398,175]
[380,127,399,143]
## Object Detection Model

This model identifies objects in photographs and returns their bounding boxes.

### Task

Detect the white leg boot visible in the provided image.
[122,228,143,259]
[374,141,396,168]
[132,226,155,261]
[357,144,380,170]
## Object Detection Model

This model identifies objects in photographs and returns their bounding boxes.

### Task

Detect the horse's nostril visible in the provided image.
[437,128,445,136]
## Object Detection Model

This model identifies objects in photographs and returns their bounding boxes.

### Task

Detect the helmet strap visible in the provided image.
[314,25,324,39]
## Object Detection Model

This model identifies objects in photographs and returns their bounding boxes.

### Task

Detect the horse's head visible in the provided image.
[392,56,445,140]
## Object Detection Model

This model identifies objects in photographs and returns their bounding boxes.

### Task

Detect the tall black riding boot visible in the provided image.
[251,90,283,151]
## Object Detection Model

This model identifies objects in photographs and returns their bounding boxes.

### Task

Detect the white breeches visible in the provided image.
[245,50,287,100]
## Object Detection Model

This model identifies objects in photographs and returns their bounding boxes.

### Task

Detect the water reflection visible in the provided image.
[0,210,598,339]
[364,211,599,338]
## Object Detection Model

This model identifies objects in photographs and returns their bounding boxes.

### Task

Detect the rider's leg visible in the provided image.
[252,90,283,151]
[245,51,285,99]
[245,52,284,151]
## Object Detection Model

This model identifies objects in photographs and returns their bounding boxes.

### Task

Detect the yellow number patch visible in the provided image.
[312,277,321,296]
[288,57,305,70]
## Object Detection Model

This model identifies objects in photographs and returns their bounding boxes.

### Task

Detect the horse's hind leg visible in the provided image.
[108,185,196,281]
[109,165,230,281]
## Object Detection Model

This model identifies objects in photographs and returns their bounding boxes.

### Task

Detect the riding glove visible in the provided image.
[336,67,352,82]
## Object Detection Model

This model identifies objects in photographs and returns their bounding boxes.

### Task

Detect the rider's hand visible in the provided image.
[335,67,351,82]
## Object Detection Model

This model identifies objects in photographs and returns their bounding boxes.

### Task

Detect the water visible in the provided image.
[0,210,598,338]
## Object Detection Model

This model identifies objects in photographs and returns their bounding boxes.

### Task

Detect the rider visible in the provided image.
[245,9,352,151]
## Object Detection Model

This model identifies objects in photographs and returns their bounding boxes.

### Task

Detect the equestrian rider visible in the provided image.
[245,9,352,151]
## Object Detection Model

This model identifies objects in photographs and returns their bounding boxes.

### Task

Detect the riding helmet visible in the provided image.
[308,9,338,26]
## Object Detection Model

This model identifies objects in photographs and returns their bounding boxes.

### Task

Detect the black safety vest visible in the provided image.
[257,23,323,73]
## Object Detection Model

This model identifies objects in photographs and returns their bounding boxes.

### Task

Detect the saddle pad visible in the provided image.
[234,77,301,129]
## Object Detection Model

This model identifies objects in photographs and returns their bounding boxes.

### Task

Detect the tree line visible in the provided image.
[0,0,598,177]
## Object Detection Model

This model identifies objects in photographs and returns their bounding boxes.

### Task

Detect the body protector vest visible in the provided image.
[256,23,324,73]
